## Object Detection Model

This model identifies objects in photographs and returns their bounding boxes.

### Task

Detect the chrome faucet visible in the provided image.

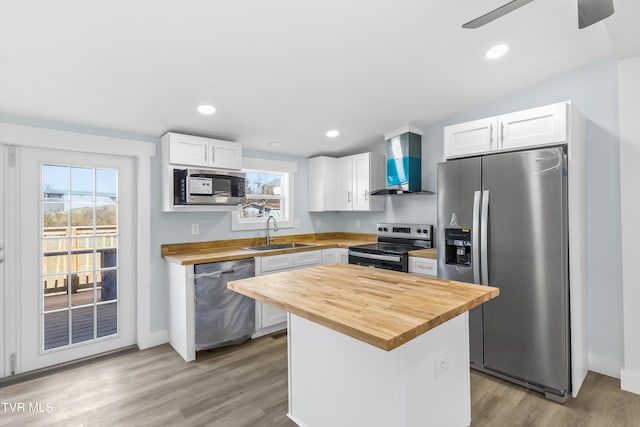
[265,215,279,245]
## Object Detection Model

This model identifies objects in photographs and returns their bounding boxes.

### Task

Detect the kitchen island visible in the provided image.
[228,263,499,427]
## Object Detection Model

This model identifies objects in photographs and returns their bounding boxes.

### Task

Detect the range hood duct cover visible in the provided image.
[371,126,432,195]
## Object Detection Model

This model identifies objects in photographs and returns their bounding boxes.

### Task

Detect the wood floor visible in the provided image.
[1,333,639,426]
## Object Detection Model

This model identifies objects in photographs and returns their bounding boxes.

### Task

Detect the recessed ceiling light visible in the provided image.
[326,130,340,138]
[486,44,509,60]
[197,104,216,115]
[269,141,282,148]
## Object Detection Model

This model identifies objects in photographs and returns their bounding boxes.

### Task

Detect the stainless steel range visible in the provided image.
[348,223,433,272]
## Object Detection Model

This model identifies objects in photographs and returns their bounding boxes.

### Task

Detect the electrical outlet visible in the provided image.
[191,224,199,235]
[434,353,449,377]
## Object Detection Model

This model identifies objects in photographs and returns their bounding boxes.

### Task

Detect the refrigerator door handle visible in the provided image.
[481,190,490,285]
[472,190,482,284]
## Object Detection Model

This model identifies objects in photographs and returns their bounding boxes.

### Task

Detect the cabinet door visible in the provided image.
[498,102,567,151]
[352,153,371,211]
[168,133,209,167]
[339,249,349,264]
[322,248,340,264]
[261,302,287,328]
[336,156,354,210]
[209,139,242,170]
[308,156,338,212]
[444,117,498,159]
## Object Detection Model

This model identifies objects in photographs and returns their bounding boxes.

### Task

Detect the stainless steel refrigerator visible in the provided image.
[437,146,570,401]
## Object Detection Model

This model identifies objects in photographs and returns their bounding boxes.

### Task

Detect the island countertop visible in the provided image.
[228,263,499,351]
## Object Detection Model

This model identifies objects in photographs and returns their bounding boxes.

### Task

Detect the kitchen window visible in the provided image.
[232,158,297,231]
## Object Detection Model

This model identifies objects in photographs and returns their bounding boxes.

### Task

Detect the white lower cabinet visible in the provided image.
[321,248,349,264]
[254,250,322,337]
[409,257,437,277]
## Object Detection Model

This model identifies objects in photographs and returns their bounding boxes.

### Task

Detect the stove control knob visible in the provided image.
[378,227,383,232]
[383,227,388,232]
[422,229,429,234]
[416,229,422,233]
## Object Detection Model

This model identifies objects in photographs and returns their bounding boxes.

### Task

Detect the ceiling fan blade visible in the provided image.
[462,0,536,29]
[578,0,614,29]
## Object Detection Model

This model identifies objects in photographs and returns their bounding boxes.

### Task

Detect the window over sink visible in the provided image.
[231,158,297,231]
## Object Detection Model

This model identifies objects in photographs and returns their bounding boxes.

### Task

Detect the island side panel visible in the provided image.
[287,313,471,427]
[287,313,402,427]
[400,312,470,426]
[167,261,196,362]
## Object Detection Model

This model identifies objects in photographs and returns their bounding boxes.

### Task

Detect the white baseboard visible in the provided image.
[138,329,169,350]
[621,369,640,395]
[588,353,622,379]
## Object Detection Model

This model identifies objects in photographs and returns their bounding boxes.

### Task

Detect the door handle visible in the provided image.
[210,146,216,164]
[481,190,490,285]
[472,191,481,284]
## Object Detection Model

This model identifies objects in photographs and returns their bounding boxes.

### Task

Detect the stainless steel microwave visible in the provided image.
[173,169,246,206]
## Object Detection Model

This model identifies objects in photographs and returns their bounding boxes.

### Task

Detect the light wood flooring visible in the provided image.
[1,333,639,426]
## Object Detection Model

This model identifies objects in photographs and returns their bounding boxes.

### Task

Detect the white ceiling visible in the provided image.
[1,0,637,157]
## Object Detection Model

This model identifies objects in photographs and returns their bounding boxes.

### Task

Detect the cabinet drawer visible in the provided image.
[294,250,322,267]
[260,254,294,273]
[409,257,437,277]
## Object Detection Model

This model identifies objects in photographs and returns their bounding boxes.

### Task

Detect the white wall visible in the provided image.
[619,55,640,393]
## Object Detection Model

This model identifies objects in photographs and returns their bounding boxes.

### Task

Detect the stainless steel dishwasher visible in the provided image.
[193,258,255,351]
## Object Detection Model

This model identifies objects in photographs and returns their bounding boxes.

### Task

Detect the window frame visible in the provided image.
[231,158,297,231]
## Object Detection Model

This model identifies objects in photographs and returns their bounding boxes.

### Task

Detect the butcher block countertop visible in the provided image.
[228,264,499,351]
[408,248,437,259]
[162,232,376,265]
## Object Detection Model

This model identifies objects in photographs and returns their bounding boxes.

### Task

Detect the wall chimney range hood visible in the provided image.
[370,125,434,196]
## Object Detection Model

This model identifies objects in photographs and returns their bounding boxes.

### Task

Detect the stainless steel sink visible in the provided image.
[244,243,313,251]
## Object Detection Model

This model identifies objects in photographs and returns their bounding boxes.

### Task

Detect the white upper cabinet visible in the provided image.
[498,102,567,151]
[444,117,498,159]
[209,139,243,170]
[337,156,354,210]
[308,157,339,212]
[167,133,209,167]
[309,152,384,212]
[164,132,242,170]
[352,153,374,211]
[444,102,569,159]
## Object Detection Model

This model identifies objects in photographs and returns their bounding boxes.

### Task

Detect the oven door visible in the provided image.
[348,250,406,272]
